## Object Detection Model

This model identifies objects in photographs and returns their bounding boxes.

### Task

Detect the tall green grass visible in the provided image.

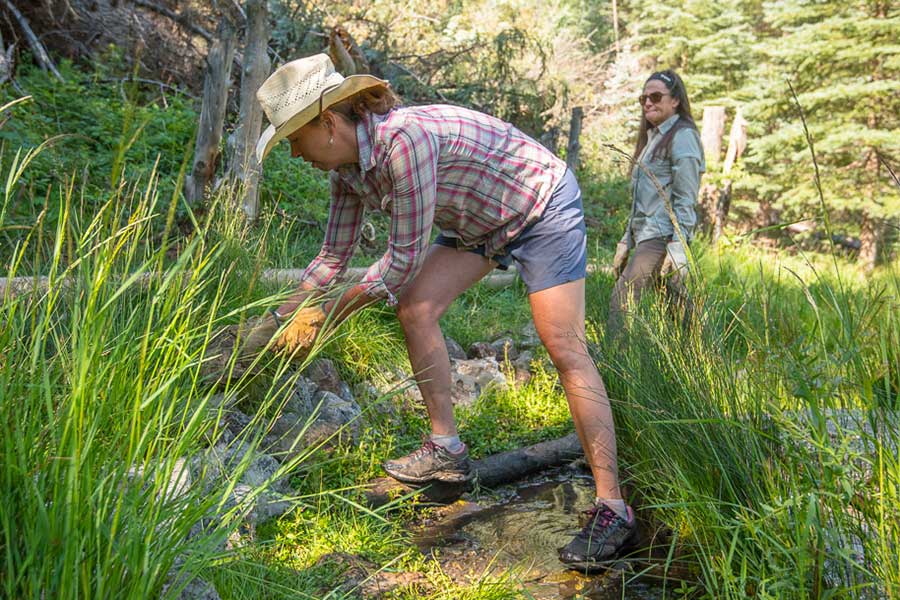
[0,141,324,597]
[594,245,899,598]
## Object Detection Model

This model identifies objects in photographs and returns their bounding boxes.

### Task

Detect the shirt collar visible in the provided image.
[653,113,681,136]
[355,111,390,176]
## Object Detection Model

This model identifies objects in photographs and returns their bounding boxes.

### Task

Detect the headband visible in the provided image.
[646,72,674,88]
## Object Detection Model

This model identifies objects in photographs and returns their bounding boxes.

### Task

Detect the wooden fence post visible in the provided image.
[185,18,238,207]
[697,105,727,234]
[227,0,270,220]
[566,106,583,171]
[712,108,748,243]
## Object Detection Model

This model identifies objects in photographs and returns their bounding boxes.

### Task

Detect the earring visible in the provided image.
[328,136,334,146]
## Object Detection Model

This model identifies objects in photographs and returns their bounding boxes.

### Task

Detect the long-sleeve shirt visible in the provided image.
[621,113,705,248]
[300,104,568,304]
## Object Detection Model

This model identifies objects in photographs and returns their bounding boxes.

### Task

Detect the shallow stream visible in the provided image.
[415,469,686,599]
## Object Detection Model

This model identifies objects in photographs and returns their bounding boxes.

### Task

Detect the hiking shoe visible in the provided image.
[558,502,638,571]
[383,440,472,484]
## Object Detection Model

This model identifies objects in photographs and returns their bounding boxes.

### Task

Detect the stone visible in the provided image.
[467,341,496,359]
[490,336,518,361]
[161,574,221,600]
[306,358,343,395]
[190,440,291,525]
[511,350,533,386]
[449,358,508,407]
[264,390,363,462]
[444,336,467,360]
[520,322,541,349]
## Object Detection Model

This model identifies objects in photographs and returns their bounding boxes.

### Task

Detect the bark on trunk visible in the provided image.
[184,18,237,206]
[700,106,726,168]
[566,107,583,171]
[328,26,370,75]
[859,209,880,272]
[226,0,270,220]
[364,433,583,506]
[712,108,747,244]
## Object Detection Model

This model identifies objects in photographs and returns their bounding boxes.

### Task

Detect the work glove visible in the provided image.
[274,305,327,354]
[660,240,689,282]
[611,241,630,280]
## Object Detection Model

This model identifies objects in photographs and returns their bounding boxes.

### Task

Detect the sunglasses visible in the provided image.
[639,92,670,105]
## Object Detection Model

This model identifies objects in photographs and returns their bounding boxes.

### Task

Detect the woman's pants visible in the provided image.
[607,237,692,334]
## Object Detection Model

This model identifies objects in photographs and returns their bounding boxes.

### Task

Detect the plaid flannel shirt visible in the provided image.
[300,104,568,304]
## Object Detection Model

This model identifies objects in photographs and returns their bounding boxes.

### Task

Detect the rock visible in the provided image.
[520,322,541,349]
[444,336,467,360]
[306,390,362,445]
[306,359,356,403]
[161,573,221,600]
[490,336,518,361]
[203,393,244,445]
[316,552,428,599]
[467,341,495,359]
[449,358,508,407]
[190,440,291,525]
[511,350,533,386]
[264,390,362,462]
[126,457,192,504]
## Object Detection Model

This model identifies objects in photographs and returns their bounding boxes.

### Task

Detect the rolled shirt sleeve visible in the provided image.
[300,172,365,288]
[359,123,439,304]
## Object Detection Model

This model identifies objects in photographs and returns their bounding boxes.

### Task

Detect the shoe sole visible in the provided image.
[558,530,639,573]
[383,466,472,484]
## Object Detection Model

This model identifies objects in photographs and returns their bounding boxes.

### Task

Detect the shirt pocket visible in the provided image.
[646,155,673,185]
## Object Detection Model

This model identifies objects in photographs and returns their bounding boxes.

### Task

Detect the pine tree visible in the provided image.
[744,0,900,267]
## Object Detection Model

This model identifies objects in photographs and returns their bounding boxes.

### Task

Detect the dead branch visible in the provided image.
[363,433,583,507]
[131,0,213,43]
[1,0,63,81]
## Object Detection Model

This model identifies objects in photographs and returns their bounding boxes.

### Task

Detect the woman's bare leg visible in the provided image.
[395,245,496,437]
[529,278,622,500]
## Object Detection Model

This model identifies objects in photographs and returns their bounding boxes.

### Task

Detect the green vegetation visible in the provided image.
[2,4,899,596]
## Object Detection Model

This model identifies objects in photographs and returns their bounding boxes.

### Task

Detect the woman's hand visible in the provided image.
[660,241,689,282]
[612,242,630,280]
[274,305,327,354]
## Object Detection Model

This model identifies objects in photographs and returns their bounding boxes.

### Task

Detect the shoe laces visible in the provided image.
[411,440,439,459]
[581,504,619,533]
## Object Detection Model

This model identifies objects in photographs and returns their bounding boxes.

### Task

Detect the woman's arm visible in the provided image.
[668,128,704,241]
[277,173,365,316]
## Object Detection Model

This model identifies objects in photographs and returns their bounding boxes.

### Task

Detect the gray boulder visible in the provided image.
[449,357,508,407]
[190,440,291,525]
[444,336,467,360]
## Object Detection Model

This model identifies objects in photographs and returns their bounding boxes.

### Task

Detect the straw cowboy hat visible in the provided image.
[255,54,388,162]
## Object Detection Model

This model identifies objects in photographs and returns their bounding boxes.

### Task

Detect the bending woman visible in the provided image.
[253,54,636,567]
[608,70,705,332]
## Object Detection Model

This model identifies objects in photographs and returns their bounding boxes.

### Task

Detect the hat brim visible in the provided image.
[256,74,389,163]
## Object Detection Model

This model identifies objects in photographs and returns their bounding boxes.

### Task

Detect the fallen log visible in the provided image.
[0,266,521,298]
[364,432,583,507]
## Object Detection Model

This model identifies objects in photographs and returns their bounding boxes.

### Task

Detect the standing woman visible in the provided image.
[608,70,705,332]
[253,54,637,567]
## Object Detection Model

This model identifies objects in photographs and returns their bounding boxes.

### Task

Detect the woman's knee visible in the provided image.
[396,297,443,331]
[543,335,593,374]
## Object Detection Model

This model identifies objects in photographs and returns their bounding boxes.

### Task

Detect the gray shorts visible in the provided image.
[434,168,587,294]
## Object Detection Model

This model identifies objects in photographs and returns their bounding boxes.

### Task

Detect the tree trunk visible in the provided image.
[859,209,880,272]
[364,433,583,507]
[565,106,583,171]
[184,18,237,206]
[611,0,619,57]
[328,26,370,75]
[226,0,270,220]
[700,106,726,168]
[712,108,748,244]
